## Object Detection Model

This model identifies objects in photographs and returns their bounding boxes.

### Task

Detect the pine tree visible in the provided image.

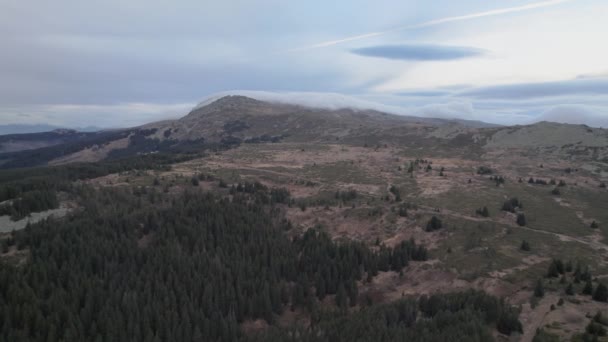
[336,283,348,310]
[583,280,594,295]
[593,283,608,302]
[534,279,545,298]
[516,213,527,226]
[565,283,574,295]
[425,216,443,232]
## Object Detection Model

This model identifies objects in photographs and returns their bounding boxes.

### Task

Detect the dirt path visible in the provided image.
[519,294,559,342]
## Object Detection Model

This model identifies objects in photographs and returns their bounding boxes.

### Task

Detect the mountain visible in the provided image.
[1,95,607,168]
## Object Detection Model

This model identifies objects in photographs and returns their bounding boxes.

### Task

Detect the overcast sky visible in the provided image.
[1,0,607,128]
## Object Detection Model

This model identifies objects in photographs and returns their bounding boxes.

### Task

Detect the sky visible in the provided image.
[0,0,607,128]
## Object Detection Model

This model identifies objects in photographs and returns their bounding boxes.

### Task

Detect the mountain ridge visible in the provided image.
[1,95,606,169]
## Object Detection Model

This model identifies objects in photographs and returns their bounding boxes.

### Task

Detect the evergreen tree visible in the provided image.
[593,283,608,302]
[425,216,443,232]
[336,283,348,310]
[516,213,527,226]
[534,279,545,298]
[565,283,574,295]
[583,280,594,295]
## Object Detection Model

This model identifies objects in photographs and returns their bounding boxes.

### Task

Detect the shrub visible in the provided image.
[425,216,443,232]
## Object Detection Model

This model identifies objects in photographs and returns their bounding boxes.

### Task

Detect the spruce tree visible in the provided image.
[583,280,594,295]
[534,279,545,298]
[593,283,608,302]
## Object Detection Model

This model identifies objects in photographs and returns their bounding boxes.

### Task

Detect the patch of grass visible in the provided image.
[301,161,384,185]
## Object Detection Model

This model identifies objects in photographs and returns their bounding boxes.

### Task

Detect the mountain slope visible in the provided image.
[1,95,607,168]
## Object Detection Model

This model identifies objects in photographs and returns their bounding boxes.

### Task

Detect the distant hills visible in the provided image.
[0,96,606,169]
[0,124,101,136]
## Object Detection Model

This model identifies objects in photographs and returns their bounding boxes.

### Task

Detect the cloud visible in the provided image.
[0,102,194,128]
[460,78,608,99]
[536,105,608,127]
[351,44,484,61]
[197,90,482,122]
[194,90,412,115]
[412,101,475,120]
[290,0,575,51]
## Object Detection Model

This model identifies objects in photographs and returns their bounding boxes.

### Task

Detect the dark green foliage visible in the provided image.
[407,162,414,173]
[335,189,358,202]
[534,279,545,298]
[490,175,505,186]
[594,311,608,326]
[335,283,348,310]
[223,119,250,134]
[502,197,522,213]
[0,152,192,204]
[586,321,607,337]
[476,206,489,217]
[532,328,560,342]
[529,178,548,185]
[546,259,565,278]
[593,283,608,302]
[551,188,560,196]
[425,216,443,232]
[573,262,592,283]
[565,283,574,295]
[230,181,290,204]
[397,205,408,217]
[583,280,594,295]
[520,240,531,251]
[477,166,493,175]
[191,177,199,186]
[388,186,401,202]
[257,290,522,341]
[516,213,527,226]
[0,178,436,341]
[0,189,59,220]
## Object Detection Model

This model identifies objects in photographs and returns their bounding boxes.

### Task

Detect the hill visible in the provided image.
[2,95,606,170]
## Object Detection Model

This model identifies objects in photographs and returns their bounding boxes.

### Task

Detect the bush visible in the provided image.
[516,213,527,226]
[476,206,489,217]
[534,279,545,298]
[583,280,594,295]
[502,197,522,213]
[593,283,608,302]
[477,166,493,175]
[565,283,574,295]
[425,216,443,232]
